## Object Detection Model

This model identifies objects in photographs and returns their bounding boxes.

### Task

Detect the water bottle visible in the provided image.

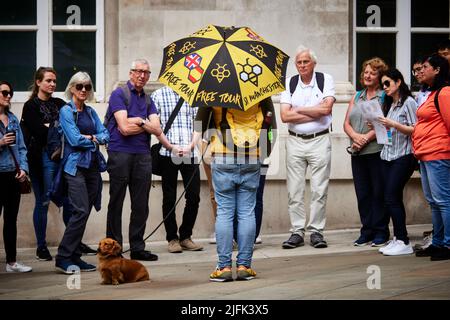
[264,111,273,143]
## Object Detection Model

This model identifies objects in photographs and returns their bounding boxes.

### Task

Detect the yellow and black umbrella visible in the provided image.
[158,25,289,111]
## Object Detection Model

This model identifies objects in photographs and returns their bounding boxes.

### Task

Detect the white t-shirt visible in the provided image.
[280,72,335,134]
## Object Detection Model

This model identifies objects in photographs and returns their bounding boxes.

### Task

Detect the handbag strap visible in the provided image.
[0,122,20,174]
[162,97,185,135]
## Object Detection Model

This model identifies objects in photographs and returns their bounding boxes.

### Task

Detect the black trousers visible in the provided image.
[106,151,152,253]
[351,152,388,240]
[56,167,99,263]
[161,156,200,242]
[0,172,21,263]
[381,154,416,243]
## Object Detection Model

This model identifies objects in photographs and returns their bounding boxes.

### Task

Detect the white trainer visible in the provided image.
[6,262,32,273]
[255,236,262,244]
[383,239,414,256]
[379,237,397,254]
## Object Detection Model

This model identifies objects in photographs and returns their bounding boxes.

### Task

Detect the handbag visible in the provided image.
[7,146,32,194]
[151,143,163,175]
[151,97,185,176]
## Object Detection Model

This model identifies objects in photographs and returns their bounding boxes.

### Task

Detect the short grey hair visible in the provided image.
[64,71,95,102]
[131,59,150,70]
[295,45,317,63]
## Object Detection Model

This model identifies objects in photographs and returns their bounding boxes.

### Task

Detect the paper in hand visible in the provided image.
[359,100,391,145]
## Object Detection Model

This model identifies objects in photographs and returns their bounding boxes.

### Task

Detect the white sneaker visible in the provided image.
[378,237,397,254]
[255,236,262,244]
[209,232,216,244]
[383,239,414,256]
[6,262,32,273]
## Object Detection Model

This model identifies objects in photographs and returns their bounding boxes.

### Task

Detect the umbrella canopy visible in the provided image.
[158,25,289,111]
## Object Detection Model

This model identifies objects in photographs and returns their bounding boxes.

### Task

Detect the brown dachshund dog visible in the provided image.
[97,238,150,285]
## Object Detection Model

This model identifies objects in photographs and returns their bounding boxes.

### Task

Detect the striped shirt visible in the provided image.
[380,96,418,161]
[151,86,198,157]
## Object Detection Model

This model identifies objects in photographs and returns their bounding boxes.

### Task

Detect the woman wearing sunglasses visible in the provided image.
[343,57,389,247]
[0,81,32,272]
[413,54,450,261]
[54,72,109,274]
[375,68,417,256]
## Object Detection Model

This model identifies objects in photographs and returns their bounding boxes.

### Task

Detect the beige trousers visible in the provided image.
[286,133,331,236]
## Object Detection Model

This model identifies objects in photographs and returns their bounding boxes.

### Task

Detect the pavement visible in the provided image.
[0,224,449,304]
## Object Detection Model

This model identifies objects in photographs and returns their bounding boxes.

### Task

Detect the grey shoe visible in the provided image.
[282,233,304,249]
[310,232,327,248]
[180,238,203,251]
[168,239,183,253]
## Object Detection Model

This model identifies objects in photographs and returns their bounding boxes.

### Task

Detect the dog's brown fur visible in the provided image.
[97,238,150,285]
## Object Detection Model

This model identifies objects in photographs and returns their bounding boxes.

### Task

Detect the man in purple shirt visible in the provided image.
[105,59,172,261]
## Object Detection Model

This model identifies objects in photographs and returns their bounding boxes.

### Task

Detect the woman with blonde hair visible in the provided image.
[344,57,389,247]
[54,72,109,274]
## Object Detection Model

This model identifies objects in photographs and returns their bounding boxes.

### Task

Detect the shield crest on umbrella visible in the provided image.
[158,25,289,110]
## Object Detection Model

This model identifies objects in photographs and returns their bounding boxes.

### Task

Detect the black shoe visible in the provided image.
[130,250,158,261]
[36,247,53,261]
[430,247,450,261]
[282,233,304,249]
[415,244,440,257]
[79,242,97,256]
[310,232,328,248]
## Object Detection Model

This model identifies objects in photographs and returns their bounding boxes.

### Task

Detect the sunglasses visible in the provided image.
[382,80,391,88]
[75,83,92,91]
[1,90,13,98]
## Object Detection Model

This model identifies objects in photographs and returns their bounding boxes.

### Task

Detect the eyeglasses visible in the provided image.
[412,66,423,76]
[131,69,151,76]
[1,90,13,98]
[75,83,92,91]
[382,80,391,88]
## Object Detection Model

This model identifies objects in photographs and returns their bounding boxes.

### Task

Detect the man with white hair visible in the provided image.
[280,46,336,249]
[105,59,172,261]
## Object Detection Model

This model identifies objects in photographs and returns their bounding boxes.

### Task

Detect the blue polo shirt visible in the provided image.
[106,81,157,154]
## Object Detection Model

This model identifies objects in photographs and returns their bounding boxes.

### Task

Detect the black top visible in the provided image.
[21,96,66,174]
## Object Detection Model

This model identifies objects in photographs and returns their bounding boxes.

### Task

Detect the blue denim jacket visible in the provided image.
[0,112,29,174]
[59,101,109,176]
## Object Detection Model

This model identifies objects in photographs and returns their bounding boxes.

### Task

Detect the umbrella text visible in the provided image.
[162,72,182,86]
[195,90,217,104]
[179,83,194,100]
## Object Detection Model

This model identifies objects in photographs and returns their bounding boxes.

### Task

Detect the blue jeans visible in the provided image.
[212,162,260,269]
[30,151,72,248]
[420,160,450,247]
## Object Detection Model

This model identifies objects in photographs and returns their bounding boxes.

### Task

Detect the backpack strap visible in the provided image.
[289,75,299,96]
[315,72,324,93]
[289,72,324,96]
[434,87,445,114]
[354,90,362,103]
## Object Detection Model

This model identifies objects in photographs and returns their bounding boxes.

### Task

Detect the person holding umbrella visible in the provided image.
[158,25,287,281]
[195,97,276,282]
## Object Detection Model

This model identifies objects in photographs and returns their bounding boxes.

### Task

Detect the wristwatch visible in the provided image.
[139,119,146,127]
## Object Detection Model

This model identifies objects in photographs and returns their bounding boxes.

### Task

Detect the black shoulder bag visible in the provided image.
[151,97,185,176]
